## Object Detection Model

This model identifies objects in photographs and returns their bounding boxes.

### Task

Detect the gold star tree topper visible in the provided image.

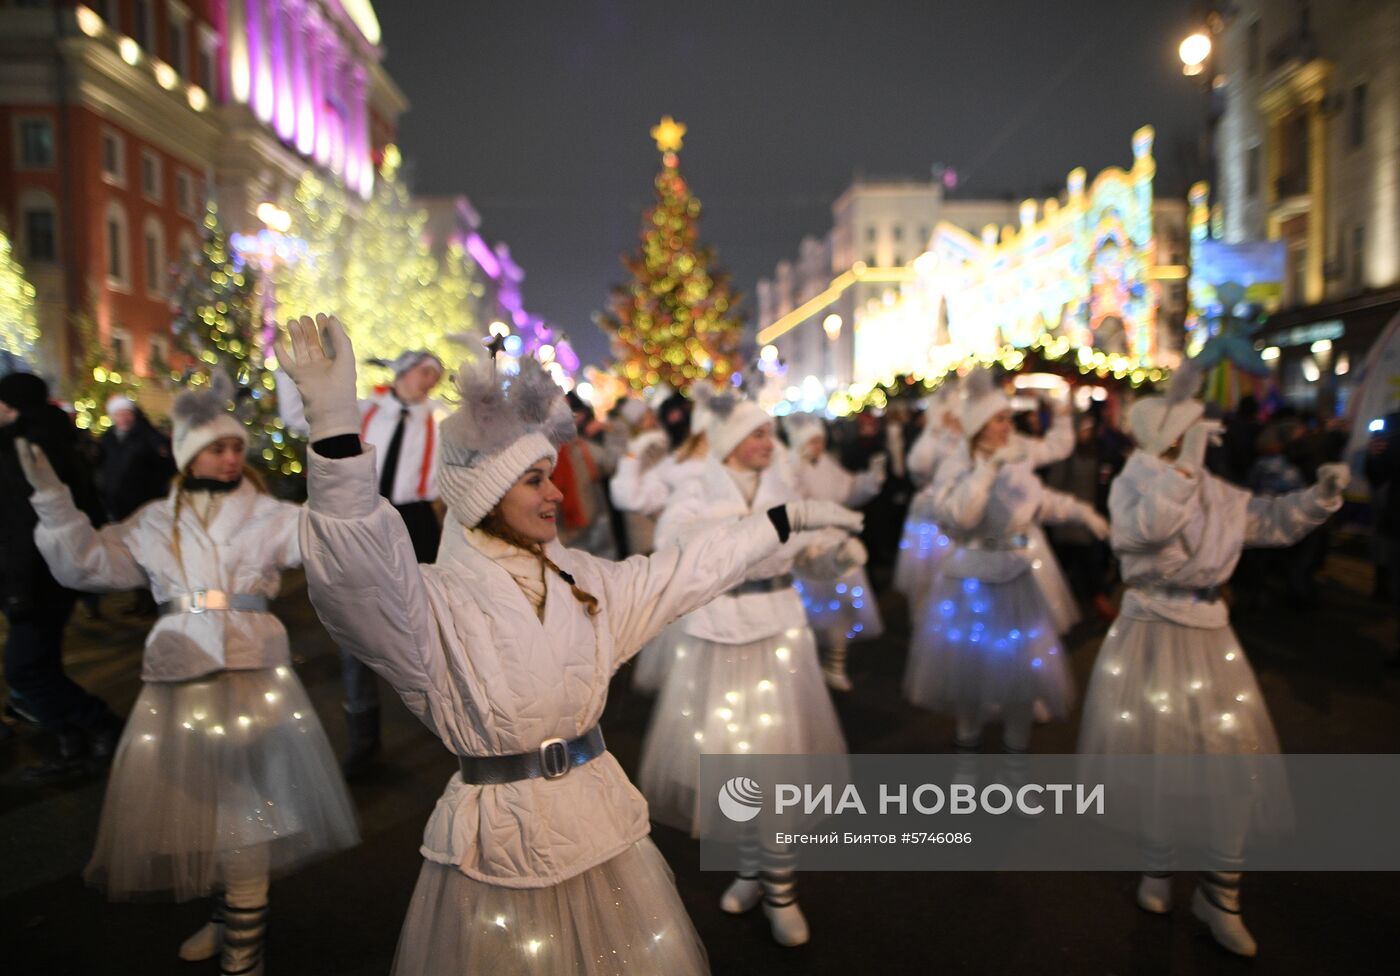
[651,115,686,153]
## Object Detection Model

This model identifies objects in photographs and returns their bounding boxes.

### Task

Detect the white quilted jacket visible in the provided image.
[30,480,301,682]
[299,448,785,888]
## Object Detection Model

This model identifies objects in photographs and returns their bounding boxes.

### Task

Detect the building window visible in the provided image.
[105,202,130,288]
[141,149,163,201]
[24,208,57,263]
[893,225,904,241]
[1246,144,1260,198]
[865,226,876,243]
[177,230,196,263]
[110,328,132,371]
[865,254,877,268]
[918,225,929,244]
[167,2,190,76]
[197,27,218,98]
[17,118,54,169]
[893,253,904,267]
[148,334,171,375]
[101,129,126,185]
[132,0,155,51]
[143,218,167,296]
[1350,84,1367,149]
[175,170,195,215]
[1247,19,1261,75]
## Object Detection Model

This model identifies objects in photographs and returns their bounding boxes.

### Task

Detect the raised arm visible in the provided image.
[1019,405,1074,468]
[602,495,862,664]
[1244,463,1348,548]
[931,448,999,532]
[1036,484,1109,538]
[16,439,146,592]
[277,314,445,700]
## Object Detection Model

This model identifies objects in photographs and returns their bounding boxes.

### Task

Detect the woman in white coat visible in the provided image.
[609,396,714,695]
[895,386,962,609]
[15,377,358,976]
[639,395,861,947]
[784,412,886,690]
[903,370,1108,754]
[1077,377,1349,957]
[277,315,860,976]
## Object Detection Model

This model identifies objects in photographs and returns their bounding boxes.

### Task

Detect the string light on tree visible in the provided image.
[597,117,744,393]
[170,200,305,483]
[0,229,40,368]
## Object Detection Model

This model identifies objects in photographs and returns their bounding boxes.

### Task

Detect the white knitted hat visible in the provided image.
[705,393,772,462]
[1126,358,1206,457]
[171,375,248,472]
[105,394,135,416]
[784,411,826,463]
[370,349,443,379]
[437,357,576,527]
[958,368,1011,441]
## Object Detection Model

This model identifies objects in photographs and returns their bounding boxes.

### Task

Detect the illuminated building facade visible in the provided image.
[0,0,403,389]
[1213,0,1400,410]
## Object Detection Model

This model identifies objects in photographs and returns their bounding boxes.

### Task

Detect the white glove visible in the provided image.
[273,314,360,440]
[1082,508,1110,541]
[989,442,1027,467]
[628,430,669,467]
[12,437,63,495]
[1316,462,1351,499]
[786,499,864,534]
[866,454,888,482]
[1177,419,1223,475]
[838,536,869,570]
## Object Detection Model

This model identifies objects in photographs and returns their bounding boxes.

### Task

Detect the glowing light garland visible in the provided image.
[0,230,39,365]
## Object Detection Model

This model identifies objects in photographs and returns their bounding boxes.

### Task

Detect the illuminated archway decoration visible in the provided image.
[853,126,1169,384]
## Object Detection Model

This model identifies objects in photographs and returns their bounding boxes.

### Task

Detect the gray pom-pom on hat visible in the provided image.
[171,371,247,472]
[436,357,578,528]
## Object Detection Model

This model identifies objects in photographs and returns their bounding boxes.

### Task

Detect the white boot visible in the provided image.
[720,874,761,914]
[1192,873,1257,957]
[761,872,810,946]
[822,636,853,692]
[220,902,268,976]
[178,900,224,961]
[1136,874,1173,914]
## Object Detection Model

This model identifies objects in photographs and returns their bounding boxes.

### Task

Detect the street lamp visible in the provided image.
[1179,32,1211,76]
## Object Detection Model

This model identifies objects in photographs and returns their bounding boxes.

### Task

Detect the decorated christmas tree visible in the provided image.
[598,117,744,393]
[170,201,305,482]
[0,228,40,372]
[67,307,140,431]
[275,147,481,393]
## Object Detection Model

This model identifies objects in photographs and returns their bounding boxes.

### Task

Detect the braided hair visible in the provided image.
[477,510,601,617]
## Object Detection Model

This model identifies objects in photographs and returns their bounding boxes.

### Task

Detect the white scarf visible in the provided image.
[464,527,547,620]
[725,465,761,507]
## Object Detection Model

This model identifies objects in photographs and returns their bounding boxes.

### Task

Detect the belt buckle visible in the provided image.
[188,590,208,614]
[538,737,570,779]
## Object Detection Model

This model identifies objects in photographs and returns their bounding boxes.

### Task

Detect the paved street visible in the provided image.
[3,545,1398,975]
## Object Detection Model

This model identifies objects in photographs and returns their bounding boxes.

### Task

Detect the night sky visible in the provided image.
[376,0,1206,368]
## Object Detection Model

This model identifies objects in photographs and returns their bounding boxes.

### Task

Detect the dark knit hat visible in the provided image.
[0,371,49,411]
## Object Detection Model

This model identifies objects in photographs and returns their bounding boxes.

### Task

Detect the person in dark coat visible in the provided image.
[98,395,175,520]
[0,371,124,779]
[97,395,174,614]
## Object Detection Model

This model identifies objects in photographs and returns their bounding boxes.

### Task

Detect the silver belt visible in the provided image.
[961,534,1029,551]
[733,573,794,596]
[158,590,271,616]
[1132,583,1222,604]
[458,726,606,785]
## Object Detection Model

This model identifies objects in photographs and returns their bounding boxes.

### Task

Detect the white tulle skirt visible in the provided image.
[893,494,954,610]
[903,571,1074,721]
[1026,524,1081,636]
[629,620,683,696]
[794,567,884,642]
[638,626,848,836]
[85,667,360,901]
[391,840,708,976]
[1076,616,1291,839]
